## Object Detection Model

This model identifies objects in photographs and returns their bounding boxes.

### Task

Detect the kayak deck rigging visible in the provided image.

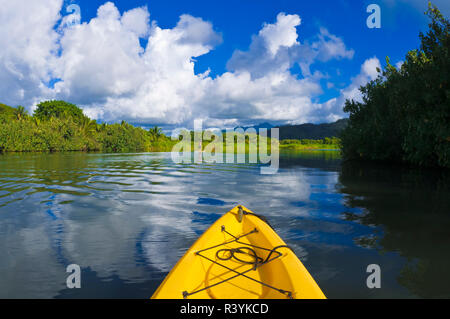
[183,225,294,299]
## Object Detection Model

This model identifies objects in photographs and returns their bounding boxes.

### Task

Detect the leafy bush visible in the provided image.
[96,122,150,153]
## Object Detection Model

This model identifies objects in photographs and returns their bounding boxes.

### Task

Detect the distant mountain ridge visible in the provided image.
[233,119,348,140]
[277,118,348,140]
[233,122,274,131]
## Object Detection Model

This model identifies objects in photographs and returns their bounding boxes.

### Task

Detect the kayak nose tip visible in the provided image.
[237,206,244,222]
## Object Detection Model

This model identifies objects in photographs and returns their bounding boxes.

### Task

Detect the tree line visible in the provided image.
[0,99,341,154]
[0,100,174,153]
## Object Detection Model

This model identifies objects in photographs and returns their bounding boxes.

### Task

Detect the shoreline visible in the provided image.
[0,147,341,155]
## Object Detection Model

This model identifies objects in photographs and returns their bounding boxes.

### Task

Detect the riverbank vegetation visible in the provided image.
[180,131,340,153]
[340,4,449,168]
[280,137,340,150]
[0,101,175,153]
[1,100,340,154]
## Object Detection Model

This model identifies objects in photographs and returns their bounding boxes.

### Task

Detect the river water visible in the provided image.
[0,151,449,298]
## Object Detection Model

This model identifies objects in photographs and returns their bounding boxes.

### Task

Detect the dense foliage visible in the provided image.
[280,137,340,150]
[0,100,175,153]
[340,4,449,168]
[34,100,85,123]
[280,137,340,145]
[1,100,340,154]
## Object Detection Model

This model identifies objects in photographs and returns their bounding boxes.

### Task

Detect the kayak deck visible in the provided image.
[151,206,326,299]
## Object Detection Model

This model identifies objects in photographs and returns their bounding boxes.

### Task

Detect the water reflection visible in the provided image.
[0,152,449,298]
[338,161,450,298]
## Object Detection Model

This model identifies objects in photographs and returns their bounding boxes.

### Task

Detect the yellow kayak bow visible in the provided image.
[151,205,326,299]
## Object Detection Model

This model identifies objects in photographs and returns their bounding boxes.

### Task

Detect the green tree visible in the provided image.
[34,100,85,123]
[0,103,17,123]
[79,117,98,138]
[97,122,150,153]
[148,126,163,140]
[15,106,28,120]
[341,3,449,168]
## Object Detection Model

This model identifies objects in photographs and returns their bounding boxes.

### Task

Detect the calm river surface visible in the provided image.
[0,151,449,298]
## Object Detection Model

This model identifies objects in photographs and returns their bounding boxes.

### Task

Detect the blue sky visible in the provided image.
[1,0,448,128]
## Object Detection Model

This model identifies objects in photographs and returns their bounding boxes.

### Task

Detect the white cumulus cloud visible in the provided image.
[259,13,301,56]
[0,0,62,107]
[0,1,372,128]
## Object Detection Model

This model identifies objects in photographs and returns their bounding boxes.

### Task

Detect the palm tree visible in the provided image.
[149,126,163,140]
[79,117,98,137]
[15,106,28,120]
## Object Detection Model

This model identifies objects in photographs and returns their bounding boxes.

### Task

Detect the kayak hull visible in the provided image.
[151,206,326,299]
